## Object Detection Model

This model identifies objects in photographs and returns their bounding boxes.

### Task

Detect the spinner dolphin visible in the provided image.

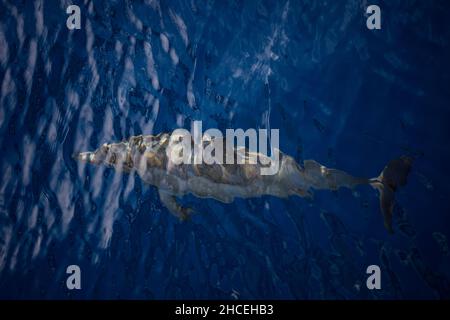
[74,133,412,233]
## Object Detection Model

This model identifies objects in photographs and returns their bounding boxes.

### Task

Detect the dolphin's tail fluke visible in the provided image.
[369,156,413,233]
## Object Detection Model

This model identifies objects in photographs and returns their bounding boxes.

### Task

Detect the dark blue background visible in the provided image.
[0,0,449,299]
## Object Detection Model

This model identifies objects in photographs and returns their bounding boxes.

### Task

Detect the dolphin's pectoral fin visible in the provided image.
[158,190,193,221]
[293,188,314,199]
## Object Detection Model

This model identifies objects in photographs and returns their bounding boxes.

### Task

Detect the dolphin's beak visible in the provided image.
[73,151,95,163]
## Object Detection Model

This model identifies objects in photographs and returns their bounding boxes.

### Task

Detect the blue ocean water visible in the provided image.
[0,0,450,299]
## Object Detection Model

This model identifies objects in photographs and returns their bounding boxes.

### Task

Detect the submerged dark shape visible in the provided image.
[74,133,412,233]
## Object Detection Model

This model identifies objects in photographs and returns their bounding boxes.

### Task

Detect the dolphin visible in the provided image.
[74,133,412,233]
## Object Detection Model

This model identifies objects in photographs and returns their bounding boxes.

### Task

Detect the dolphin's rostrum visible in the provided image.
[74,133,412,233]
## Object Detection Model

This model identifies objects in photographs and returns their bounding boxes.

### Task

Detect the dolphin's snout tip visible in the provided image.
[72,152,86,160]
[73,152,94,162]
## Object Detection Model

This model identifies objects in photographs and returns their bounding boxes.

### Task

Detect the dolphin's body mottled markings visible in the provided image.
[75,133,412,233]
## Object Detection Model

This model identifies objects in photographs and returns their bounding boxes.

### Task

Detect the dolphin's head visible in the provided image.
[74,134,172,172]
[74,141,133,171]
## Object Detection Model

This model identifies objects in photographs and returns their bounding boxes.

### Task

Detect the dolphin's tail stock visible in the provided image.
[369,156,413,233]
